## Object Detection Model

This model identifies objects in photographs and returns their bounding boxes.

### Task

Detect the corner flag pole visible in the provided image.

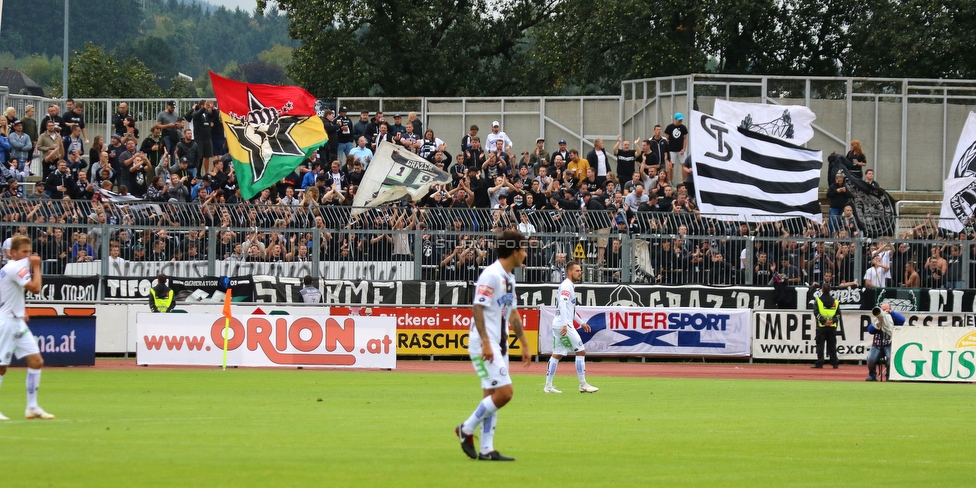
[222,288,233,370]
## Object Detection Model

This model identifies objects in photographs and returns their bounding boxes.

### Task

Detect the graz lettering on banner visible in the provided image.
[890,326,976,382]
[520,284,773,310]
[752,311,976,360]
[330,306,539,355]
[540,306,751,357]
[136,314,396,368]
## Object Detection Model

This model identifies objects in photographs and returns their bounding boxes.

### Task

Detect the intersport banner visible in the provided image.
[891,326,976,382]
[330,306,540,356]
[539,306,750,357]
[137,313,395,369]
[753,311,976,360]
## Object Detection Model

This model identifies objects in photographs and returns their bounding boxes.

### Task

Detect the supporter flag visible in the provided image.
[690,110,823,222]
[209,72,327,200]
[713,99,817,145]
[350,140,451,216]
[940,112,976,232]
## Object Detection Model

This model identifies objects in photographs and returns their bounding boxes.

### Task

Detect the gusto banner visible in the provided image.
[539,306,750,357]
[330,306,539,356]
[137,314,395,369]
[890,326,976,382]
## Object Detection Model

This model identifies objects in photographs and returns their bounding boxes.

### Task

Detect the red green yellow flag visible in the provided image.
[209,71,327,200]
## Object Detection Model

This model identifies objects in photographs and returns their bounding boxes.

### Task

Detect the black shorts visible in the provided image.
[199,138,214,159]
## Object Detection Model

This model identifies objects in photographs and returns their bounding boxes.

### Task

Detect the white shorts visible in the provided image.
[552,326,585,356]
[0,318,40,366]
[470,353,512,390]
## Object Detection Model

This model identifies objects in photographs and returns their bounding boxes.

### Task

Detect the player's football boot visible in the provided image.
[455,424,477,459]
[579,383,599,393]
[0,411,8,420]
[543,385,562,393]
[478,450,515,461]
[25,406,55,420]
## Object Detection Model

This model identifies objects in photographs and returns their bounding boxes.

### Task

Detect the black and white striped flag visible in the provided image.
[690,110,823,222]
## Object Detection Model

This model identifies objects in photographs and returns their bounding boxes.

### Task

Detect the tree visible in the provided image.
[231,61,288,85]
[259,0,558,97]
[527,0,707,94]
[58,43,162,98]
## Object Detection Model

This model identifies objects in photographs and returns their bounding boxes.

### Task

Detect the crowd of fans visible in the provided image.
[0,103,970,287]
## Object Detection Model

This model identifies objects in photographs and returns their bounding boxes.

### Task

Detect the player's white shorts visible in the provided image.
[552,326,585,356]
[0,318,40,366]
[470,353,512,390]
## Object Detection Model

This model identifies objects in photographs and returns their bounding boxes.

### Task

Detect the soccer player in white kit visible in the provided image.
[545,261,599,393]
[0,235,55,420]
[455,230,531,461]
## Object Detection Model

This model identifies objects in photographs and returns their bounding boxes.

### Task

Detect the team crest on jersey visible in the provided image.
[560,289,571,298]
[17,267,30,279]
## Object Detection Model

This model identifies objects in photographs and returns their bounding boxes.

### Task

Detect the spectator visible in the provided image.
[846,140,866,180]
[863,168,880,189]
[349,136,374,168]
[63,101,88,144]
[175,129,199,177]
[8,120,31,170]
[157,100,182,155]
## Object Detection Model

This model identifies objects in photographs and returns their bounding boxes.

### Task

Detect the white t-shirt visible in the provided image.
[553,278,577,329]
[485,131,513,151]
[470,260,517,356]
[0,258,32,318]
[864,266,887,288]
[596,150,607,176]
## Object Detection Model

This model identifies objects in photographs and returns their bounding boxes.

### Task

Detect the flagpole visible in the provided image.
[222,288,233,370]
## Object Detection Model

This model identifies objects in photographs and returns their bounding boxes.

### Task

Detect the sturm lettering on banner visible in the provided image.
[27,283,97,302]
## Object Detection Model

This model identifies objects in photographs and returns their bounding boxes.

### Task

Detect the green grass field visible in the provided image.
[0,364,973,487]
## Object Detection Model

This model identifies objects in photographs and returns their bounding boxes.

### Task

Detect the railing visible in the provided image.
[3,199,974,299]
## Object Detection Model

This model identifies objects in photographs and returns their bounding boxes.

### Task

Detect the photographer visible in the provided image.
[866,303,905,381]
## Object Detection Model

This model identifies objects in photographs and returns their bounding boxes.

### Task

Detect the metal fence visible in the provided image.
[3,199,975,299]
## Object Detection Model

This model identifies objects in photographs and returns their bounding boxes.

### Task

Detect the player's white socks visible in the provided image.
[0,374,4,392]
[461,396,498,435]
[545,357,559,386]
[480,413,496,455]
[576,357,587,385]
[26,368,41,409]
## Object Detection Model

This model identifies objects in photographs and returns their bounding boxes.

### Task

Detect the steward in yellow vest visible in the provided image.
[811,283,840,369]
[149,273,175,313]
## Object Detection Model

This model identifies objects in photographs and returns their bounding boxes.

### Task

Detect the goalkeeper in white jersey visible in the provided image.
[545,261,598,393]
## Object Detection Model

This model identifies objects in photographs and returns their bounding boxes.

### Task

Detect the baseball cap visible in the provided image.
[536,137,545,142]
[339,106,348,112]
[492,120,500,127]
[180,157,189,163]
[394,113,402,118]
[615,215,626,224]
[674,112,684,120]
[558,139,567,144]
[12,119,22,126]
[836,171,845,178]
[167,100,176,107]
[133,243,144,251]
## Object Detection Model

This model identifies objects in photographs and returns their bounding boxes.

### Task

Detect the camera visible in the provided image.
[872,307,882,317]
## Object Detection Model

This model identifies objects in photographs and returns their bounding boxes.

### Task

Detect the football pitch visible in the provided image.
[0,363,972,487]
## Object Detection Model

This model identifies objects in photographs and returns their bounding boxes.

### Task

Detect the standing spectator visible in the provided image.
[320,108,339,163]
[62,124,84,158]
[8,120,31,171]
[406,111,423,137]
[826,171,850,232]
[811,283,840,369]
[140,126,166,169]
[22,105,39,165]
[62,102,88,144]
[389,113,407,137]
[36,121,64,179]
[40,104,64,136]
[863,168,880,189]
[45,160,75,199]
[175,129,199,177]
[157,101,183,155]
[586,138,610,186]
[353,110,370,141]
[112,102,130,135]
[846,140,866,180]
[335,106,354,163]
[349,136,373,168]
[922,245,947,288]
[485,120,513,151]
[462,125,480,153]
[612,136,636,184]
[664,113,688,168]
[187,100,215,173]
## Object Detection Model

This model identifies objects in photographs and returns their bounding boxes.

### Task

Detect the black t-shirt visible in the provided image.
[615,149,636,180]
[665,123,689,152]
[336,116,354,143]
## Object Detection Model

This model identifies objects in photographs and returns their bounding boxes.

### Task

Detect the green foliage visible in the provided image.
[56,43,162,98]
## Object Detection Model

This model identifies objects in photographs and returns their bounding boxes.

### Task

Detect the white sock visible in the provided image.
[27,368,41,409]
[545,357,559,386]
[0,373,4,392]
[576,356,586,385]
[462,396,498,435]
[480,412,496,455]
